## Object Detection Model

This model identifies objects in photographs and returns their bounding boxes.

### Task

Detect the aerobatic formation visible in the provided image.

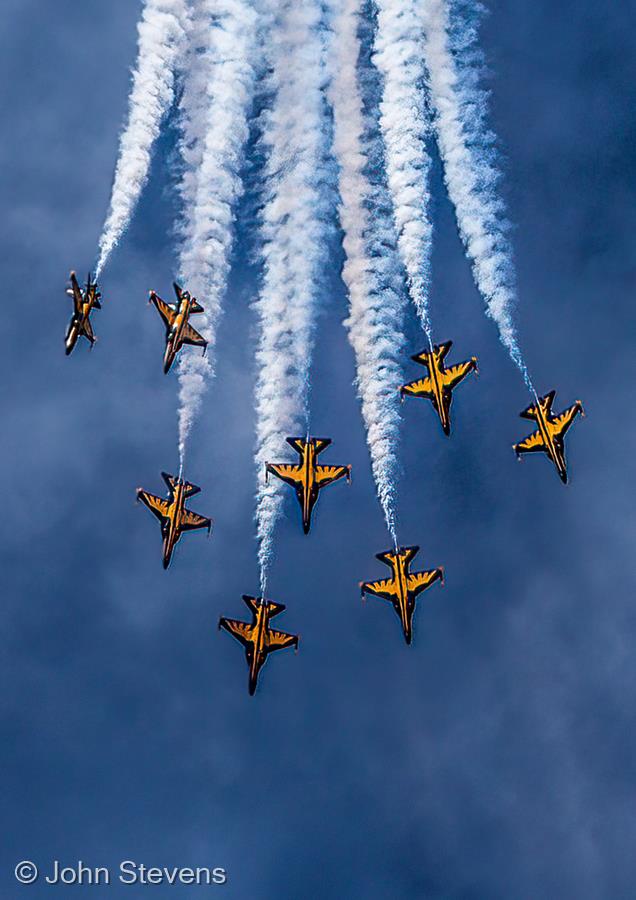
[63,1,584,693]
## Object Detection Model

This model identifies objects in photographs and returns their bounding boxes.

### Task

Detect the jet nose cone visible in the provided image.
[64,344,72,356]
[442,421,451,437]
[302,518,311,535]
[404,629,413,646]
[248,678,257,696]
[559,470,568,484]
[162,555,170,570]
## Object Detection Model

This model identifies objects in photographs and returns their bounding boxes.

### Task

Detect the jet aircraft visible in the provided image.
[149,282,208,373]
[64,271,101,355]
[265,437,351,534]
[401,340,478,435]
[361,545,444,644]
[219,595,298,695]
[136,471,211,568]
[513,390,584,483]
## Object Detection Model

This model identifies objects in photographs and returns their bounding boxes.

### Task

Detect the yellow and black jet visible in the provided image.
[219,595,299,695]
[149,282,208,373]
[65,271,101,355]
[136,471,211,568]
[401,340,478,435]
[513,390,584,483]
[265,437,351,534]
[361,545,444,644]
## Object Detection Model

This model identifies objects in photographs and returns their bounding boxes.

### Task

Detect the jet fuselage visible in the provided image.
[531,399,567,483]
[162,480,187,567]
[385,553,415,644]
[164,293,194,373]
[425,349,451,434]
[248,603,271,695]
[65,284,99,355]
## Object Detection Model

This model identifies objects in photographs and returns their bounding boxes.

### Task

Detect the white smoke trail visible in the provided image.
[327,0,406,543]
[373,0,435,348]
[254,0,332,591]
[175,0,260,467]
[95,0,188,279]
[419,0,535,391]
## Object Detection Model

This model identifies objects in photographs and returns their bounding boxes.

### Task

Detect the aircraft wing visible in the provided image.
[137,490,170,522]
[314,464,349,487]
[180,509,211,533]
[266,628,298,653]
[266,463,303,487]
[69,272,84,313]
[407,568,443,596]
[181,322,207,348]
[402,376,434,399]
[514,430,546,455]
[441,360,475,390]
[150,293,177,330]
[219,617,253,648]
[551,404,581,439]
[361,577,398,601]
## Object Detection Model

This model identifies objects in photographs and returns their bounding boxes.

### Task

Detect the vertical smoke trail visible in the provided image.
[373,0,435,348]
[254,0,333,591]
[95,0,188,279]
[419,0,535,391]
[175,0,260,467]
[327,0,406,542]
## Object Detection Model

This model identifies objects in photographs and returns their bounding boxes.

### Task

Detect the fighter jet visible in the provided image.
[136,471,211,568]
[361,546,444,645]
[219,595,299,695]
[513,390,584,483]
[265,437,351,534]
[149,282,208,373]
[401,340,478,435]
[64,271,101,355]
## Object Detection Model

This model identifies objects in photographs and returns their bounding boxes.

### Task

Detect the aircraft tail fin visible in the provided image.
[161,471,201,496]
[519,390,555,420]
[376,545,419,566]
[286,436,308,454]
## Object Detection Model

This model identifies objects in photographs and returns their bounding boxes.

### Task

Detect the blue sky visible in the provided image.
[2,1,636,897]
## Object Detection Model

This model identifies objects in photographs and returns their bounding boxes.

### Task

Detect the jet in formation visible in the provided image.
[513,390,584,483]
[149,282,208,373]
[219,596,298,695]
[266,437,351,534]
[361,546,444,644]
[401,340,478,435]
[136,471,211,568]
[64,271,101,355]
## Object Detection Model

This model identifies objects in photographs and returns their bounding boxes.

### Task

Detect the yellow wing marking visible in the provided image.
[137,490,171,521]
[180,509,211,532]
[441,360,475,390]
[267,464,304,487]
[362,577,398,600]
[550,405,581,439]
[151,293,177,329]
[514,430,546,454]
[407,569,442,596]
[266,628,298,652]
[314,465,349,487]
[219,618,254,648]
[181,321,207,348]
[402,376,433,398]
